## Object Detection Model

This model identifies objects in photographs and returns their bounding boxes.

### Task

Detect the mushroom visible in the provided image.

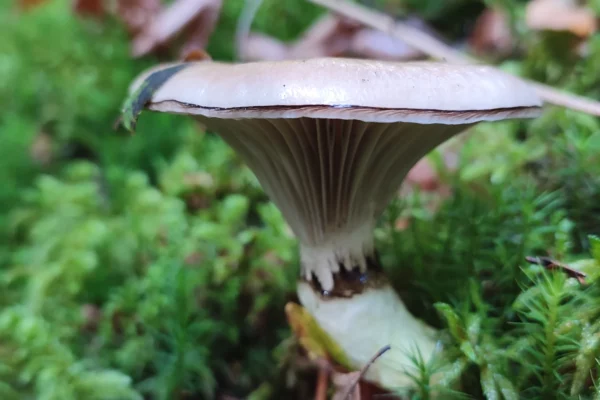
[121,57,542,389]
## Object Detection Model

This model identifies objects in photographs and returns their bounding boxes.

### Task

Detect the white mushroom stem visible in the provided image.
[297,281,438,388]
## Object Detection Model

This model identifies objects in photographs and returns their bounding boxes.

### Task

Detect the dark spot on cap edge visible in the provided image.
[120,63,193,133]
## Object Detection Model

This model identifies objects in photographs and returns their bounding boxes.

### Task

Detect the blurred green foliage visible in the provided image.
[1,0,600,399]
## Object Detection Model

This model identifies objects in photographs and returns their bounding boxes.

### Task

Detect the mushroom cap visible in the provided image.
[135,57,542,124]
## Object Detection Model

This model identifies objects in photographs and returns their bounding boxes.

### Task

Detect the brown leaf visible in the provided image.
[315,365,329,400]
[287,14,361,58]
[81,304,102,332]
[349,28,424,60]
[470,8,513,56]
[30,131,54,167]
[238,33,289,61]
[331,345,392,400]
[406,147,458,193]
[178,0,222,59]
[526,256,587,284]
[72,0,105,17]
[116,0,161,35]
[332,371,362,400]
[131,0,222,57]
[17,0,48,11]
[181,48,213,62]
[406,158,440,192]
[526,0,597,37]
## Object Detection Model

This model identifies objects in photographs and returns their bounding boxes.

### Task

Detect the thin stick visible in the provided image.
[341,345,391,400]
[315,364,330,400]
[526,256,587,285]
[309,0,600,116]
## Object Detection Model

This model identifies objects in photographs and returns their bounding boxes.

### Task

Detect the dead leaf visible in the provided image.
[81,304,102,332]
[236,11,427,62]
[287,14,361,58]
[238,33,289,61]
[181,48,213,62]
[17,0,48,11]
[526,0,597,37]
[72,0,105,17]
[406,146,458,193]
[406,158,440,192]
[526,256,587,284]
[285,302,353,369]
[131,0,222,57]
[332,371,362,400]
[30,131,53,166]
[315,365,329,400]
[331,345,392,400]
[469,8,513,56]
[178,0,222,59]
[116,0,161,35]
[349,28,424,60]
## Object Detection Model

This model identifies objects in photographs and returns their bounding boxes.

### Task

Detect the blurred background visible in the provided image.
[2,0,600,399]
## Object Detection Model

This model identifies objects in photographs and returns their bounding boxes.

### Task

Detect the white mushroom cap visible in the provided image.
[140,57,541,124]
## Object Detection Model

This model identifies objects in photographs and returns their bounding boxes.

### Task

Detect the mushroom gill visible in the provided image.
[199,116,464,291]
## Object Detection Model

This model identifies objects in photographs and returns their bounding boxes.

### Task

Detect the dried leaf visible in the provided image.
[308,0,600,116]
[17,0,48,11]
[332,371,362,400]
[288,14,361,58]
[406,158,440,191]
[178,0,223,59]
[525,256,587,285]
[469,8,513,56]
[181,48,212,62]
[116,0,161,35]
[315,366,329,400]
[30,131,53,166]
[72,0,105,17]
[285,302,352,369]
[131,0,222,57]
[349,28,423,60]
[330,346,392,400]
[238,33,289,61]
[81,304,102,332]
[526,0,597,38]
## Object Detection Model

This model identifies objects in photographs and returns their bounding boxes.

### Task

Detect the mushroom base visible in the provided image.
[297,277,439,390]
[302,253,388,300]
[304,255,388,298]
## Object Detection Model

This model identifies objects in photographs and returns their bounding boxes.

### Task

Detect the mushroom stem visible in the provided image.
[298,257,438,389]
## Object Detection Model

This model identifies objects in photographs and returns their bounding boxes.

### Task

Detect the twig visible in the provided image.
[315,364,330,400]
[341,345,391,400]
[526,256,587,285]
[308,0,600,116]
